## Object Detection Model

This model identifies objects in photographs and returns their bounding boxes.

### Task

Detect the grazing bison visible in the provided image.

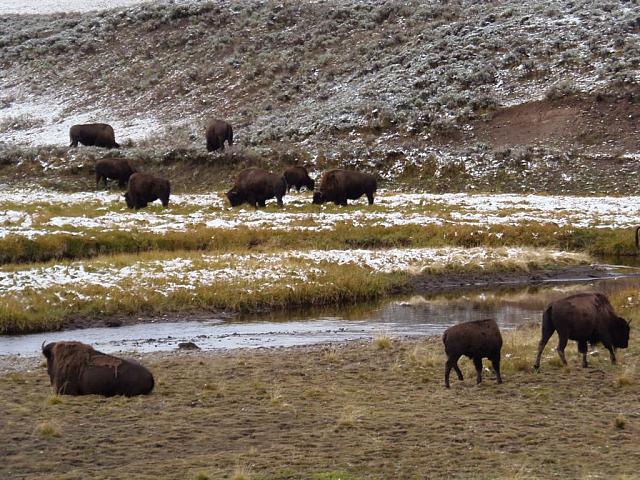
[226,167,286,208]
[534,292,631,370]
[125,172,170,209]
[283,166,315,192]
[42,341,154,397]
[206,119,233,152]
[636,226,640,250]
[69,123,120,149]
[442,318,503,388]
[312,169,377,206]
[95,158,137,189]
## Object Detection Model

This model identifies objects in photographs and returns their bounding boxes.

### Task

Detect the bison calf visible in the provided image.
[283,166,315,192]
[125,172,170,209]
[69,123,120,149]
[226,167,286,208]
[42,341,154,397]
[206,119,233,152]
[95,158,136,189]
[442,318,503,388]
[534,292,631,370]
[312,169,377,206]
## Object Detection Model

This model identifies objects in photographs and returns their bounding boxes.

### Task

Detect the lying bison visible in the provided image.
[283,166,315,192]
[42,341,154,396]
[443,318,503,388]
[125,172,170,209]
[206,119,233,152]
[95,158,137,189]
[226,167,286,208]
[312,169,377,206]
[69,123,120,149]
[534,292,630,370]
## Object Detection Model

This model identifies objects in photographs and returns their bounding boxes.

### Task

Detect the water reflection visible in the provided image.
[2,276,640,356]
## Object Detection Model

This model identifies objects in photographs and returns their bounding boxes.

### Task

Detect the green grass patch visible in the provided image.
[0,222,634,265]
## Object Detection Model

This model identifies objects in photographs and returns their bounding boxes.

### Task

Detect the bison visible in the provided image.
[312,169,377,206]
[442,318,503,388]
[534,292,631,370]
[206,119,233,152]
[95,158,137,189]
[124,172,170,209]
[283,166,315,192]
[42,341,154,397]
[226,167,286,208]
[69,123,120,149]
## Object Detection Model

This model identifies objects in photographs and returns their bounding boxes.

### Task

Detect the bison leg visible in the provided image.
[577,340,589,368]
[473,356,483,384]
[444,355,462,388]
[96,173,103,189]
[490,353,503,384]
[366,191,374,205]
[602,339,617,365]
[534,307,555,370]
[556,334,568,366]
[276,196,283,207]
[161,197,169,208]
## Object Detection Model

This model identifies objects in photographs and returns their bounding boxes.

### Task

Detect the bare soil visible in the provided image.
[1,334,638,480]
[473,93,640,154]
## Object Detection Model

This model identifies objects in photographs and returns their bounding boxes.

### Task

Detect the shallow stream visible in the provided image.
[2,267,640,357]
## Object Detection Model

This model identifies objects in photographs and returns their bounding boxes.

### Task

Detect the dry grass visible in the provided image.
[2,330,639,479]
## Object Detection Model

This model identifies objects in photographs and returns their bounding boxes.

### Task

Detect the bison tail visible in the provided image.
[541,305,553,333]
[635,226,640,251]
[227,125,233,146]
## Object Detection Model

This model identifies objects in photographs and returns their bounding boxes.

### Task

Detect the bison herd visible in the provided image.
[75,120,377,209]
[42,292,631,396]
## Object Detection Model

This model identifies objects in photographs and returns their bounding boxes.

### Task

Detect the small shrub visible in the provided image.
[374,334,392,350]
[36,421,61,438]
[614,415,626,430]
[47,395,63,405]
[545,79,577,100]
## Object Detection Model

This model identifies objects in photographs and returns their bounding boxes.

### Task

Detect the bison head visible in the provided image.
[305,177,316,191]
[611,316,631,349]
[124,192,135,209]
[42,342,56,380]
[312,191,325,204]
[226,189,244,207]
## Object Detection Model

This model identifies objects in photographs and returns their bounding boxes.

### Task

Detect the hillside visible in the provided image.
[1,0,640,192]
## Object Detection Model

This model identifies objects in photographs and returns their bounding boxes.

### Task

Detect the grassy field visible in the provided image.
[2,320,639,480]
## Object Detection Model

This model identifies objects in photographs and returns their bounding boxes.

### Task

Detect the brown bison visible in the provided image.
[443,318,503,388]
[534,292,631,370]
[226,167,286,208]
[125,172,170,209]
[69,123,120,149]
[283,166,315,192]
[95,158,137,188]
[42,341,154,397]
[312,169,377,206]
[635,226,640,250]
[206,119,233,152]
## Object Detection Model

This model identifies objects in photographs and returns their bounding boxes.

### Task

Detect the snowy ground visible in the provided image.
[0,247,586,297]
[0,92,162,146]
[1,190,639,239]
[0,0,154,15]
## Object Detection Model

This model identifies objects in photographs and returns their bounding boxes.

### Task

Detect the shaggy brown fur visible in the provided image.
[125,172,170,209]
[42,341,154,397]
[206,119,233,152]
[283,166,315,192]
[69,123,120,149]
[442,318,503,388]
[226,167,287,208]
[95,158,137,188]
[534,292,631,369]
[312,169,377,206]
